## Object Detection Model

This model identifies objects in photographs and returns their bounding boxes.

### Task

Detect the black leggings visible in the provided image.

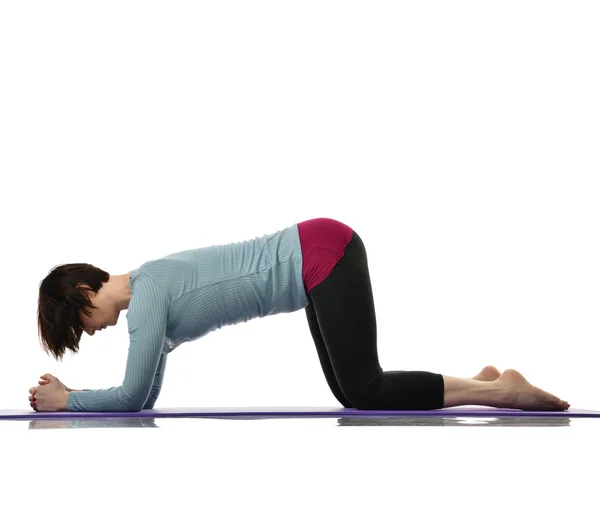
[304,230,445,410]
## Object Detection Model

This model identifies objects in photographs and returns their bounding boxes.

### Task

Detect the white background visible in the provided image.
[0,1,598,515]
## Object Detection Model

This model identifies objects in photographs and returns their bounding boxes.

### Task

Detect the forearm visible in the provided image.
[67,386,142,412]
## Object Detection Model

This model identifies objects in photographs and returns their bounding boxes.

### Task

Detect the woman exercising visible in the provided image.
[31,217,570,412]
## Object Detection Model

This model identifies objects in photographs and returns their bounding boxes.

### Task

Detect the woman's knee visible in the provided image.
[338,372,383,410]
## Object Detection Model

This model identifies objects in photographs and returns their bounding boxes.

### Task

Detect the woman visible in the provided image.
[31,217,570,412]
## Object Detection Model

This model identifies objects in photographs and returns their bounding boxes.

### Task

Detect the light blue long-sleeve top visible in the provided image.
[67,223,309,412]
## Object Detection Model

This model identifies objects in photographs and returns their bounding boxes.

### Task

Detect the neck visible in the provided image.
[110,273,132,311]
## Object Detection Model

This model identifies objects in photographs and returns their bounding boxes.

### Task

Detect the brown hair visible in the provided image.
[37,263,109,361]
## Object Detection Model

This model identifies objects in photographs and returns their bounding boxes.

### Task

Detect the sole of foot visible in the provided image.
[495,368,570,411]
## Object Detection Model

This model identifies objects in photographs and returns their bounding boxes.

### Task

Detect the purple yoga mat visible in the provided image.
[1,406,599,420]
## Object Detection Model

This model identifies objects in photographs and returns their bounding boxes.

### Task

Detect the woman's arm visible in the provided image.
[66,274,170,412]
[143,352,168,409]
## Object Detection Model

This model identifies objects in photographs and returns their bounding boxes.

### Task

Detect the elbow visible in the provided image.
[121,386,157,411]
[126,400,146,412]
[122,393,147,412]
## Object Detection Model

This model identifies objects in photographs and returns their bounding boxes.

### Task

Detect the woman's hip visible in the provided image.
[297,218,354,293]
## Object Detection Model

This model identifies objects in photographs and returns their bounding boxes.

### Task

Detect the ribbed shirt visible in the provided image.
[67,223,309,412]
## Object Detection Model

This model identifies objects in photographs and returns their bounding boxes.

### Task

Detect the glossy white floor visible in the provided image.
[1,414,597,515]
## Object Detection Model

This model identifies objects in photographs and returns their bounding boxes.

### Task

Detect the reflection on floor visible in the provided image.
[0,414,581,429]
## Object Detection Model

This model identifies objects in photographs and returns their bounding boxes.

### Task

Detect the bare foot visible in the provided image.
[472,365,501,382]
[495,369,570,411]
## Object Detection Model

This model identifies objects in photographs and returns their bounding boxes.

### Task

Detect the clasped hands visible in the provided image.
[28,374,69,412]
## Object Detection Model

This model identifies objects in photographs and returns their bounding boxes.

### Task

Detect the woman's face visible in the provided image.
[78,288,110,336]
